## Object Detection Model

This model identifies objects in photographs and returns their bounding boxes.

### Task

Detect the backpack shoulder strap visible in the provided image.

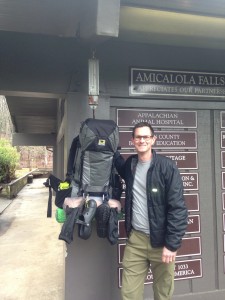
[66,135,80,181]
[43,174,63,218]
[47,184,52,218]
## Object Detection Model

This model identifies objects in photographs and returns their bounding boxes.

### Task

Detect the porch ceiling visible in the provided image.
[0,0,224,138]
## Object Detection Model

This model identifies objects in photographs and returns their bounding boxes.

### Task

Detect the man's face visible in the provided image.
[132,126,156,154]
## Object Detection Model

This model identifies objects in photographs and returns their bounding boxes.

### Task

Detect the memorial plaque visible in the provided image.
[117,109,197,128]
[186,215,200,234]
[221,111,225,128]
[119,131,133,149]
[119,193,200,213]
[222,172,225,190]
[120,195,199,212]
[119,131,197,150]
[223,193,225,211]
[118,220,127,240]
[118,267,153,287]
[118,237,201,264]
[118,243,126,264]
[221,151,225,168]
[120,196,125,211]
[154,131,198,149]
[159,152,198,169]
[177,237,201,257]
[121,152,198,169]
[223,213,225,231]
[118,259,202,287]
[224,234,225,253]
[119,212,200,237]
[184,193,200,212]
[221,132,225,148]
[224,256,225,274]
[174,259,202,281]
[181,173,199,191]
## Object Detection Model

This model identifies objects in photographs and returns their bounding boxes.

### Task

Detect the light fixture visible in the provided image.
[88,56,99,96]
[88,53,99,111]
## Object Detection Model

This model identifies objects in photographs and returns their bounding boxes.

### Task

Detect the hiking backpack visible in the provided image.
[45,118,123,215]
[66,118,121,201]
[44,118,123,245]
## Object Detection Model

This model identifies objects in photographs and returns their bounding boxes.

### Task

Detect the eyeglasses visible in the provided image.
[134,135,154,142]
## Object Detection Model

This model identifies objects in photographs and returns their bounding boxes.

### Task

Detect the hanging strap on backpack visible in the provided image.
[43,177,52,218]
[47,183,52,218]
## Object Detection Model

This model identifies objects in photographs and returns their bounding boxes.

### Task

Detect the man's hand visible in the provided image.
[162,247,177,264]
[108,199,121,213]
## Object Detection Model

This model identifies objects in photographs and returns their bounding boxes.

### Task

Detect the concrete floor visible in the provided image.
[0,178,65,300]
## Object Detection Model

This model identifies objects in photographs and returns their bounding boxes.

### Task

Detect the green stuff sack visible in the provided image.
[56,208,67,223]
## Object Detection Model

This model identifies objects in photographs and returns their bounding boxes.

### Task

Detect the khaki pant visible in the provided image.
[121,230,175,300]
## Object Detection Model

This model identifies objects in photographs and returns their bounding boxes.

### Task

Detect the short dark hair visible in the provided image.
[132,122,155,138]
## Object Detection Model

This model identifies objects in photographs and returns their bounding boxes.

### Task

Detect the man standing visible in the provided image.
[117,122,188,300]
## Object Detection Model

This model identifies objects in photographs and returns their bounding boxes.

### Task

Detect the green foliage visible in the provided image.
[0,139,20,183]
